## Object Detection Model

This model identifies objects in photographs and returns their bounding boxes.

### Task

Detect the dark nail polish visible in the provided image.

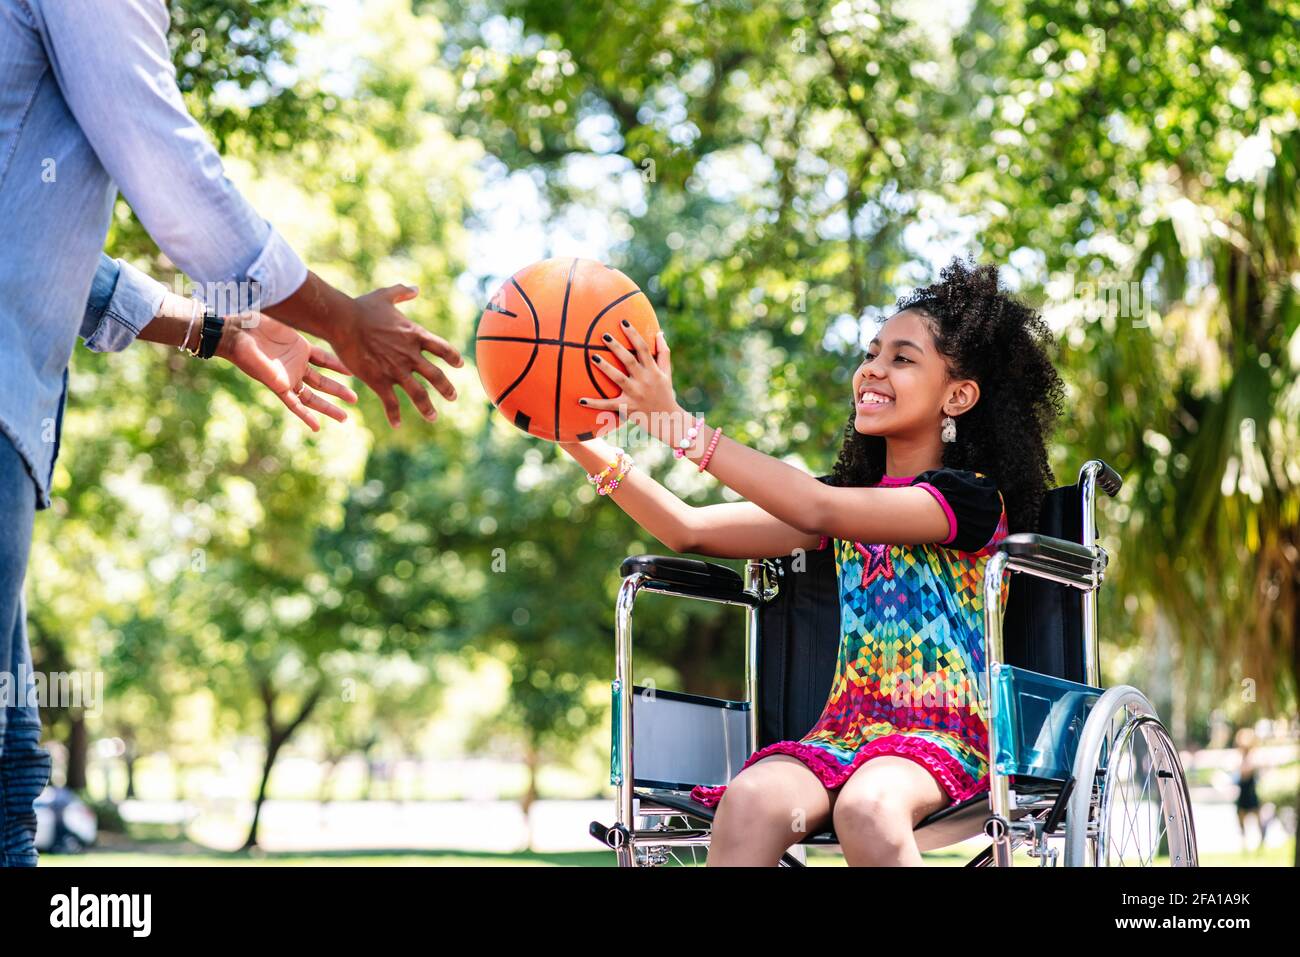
[602,333,612,341]
[592,355,602,362]
[579,399,588,406]
[621,320,630,327]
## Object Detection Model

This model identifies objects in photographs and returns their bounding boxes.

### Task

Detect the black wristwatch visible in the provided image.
[196,305,225,360]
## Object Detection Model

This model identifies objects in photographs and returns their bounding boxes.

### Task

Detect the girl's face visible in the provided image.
[850,309,975,437]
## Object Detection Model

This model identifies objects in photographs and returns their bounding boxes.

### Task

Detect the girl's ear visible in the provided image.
[945,379,980,415]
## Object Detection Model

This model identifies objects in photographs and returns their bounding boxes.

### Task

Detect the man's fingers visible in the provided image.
[304,368,358,404]
[300,387,350,424]
[385,283,420,304]
[412,357,457,401]
[398,375,438,422]
[418,328,464,368]
[309,346,354,377]
[278,390,321,432]
[378,386,402,428]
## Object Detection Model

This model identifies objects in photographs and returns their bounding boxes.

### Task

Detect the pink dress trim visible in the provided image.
[688,734,990,810]
[914,481,958,545]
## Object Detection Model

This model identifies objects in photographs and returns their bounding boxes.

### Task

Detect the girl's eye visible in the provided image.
[896,356,912,364]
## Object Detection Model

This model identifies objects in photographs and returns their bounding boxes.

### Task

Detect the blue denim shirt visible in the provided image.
[81,254,166,354]
[0,0,307,509]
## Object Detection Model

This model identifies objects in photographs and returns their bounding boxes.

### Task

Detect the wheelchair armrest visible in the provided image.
[998,533,1107,589]
[619,555,755,605]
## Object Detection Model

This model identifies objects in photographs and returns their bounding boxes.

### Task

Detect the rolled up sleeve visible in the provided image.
[79,254,166,353]
[34,0,307,312]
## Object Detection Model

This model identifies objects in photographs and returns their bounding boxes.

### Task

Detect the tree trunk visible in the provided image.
[243,732,284,851]
[318,758,337,805]
[241,678,325,851]
[66,711,87,791]
[1292,571,1299,868]
[124,753,137,801]
[522,741,539,816]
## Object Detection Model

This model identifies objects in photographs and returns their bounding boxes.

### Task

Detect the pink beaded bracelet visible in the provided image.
[697,425,722,472]
[673,415,705,459]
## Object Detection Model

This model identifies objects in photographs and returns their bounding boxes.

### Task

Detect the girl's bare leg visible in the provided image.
[707,754,833,866]
[831,756,950,866]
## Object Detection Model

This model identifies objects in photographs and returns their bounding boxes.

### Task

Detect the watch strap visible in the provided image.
[197,308,224,360]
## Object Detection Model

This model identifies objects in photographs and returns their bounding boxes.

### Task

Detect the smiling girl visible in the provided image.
[560,258,1064,866]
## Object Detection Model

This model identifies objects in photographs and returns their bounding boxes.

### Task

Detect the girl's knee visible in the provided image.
[715,777,809,845]
[833,787,913,840]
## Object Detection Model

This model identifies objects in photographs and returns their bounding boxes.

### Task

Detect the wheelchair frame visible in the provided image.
[589,460,1199,867]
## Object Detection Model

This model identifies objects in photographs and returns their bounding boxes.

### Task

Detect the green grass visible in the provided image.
[41,843,618,867]
[39,835,1294,867]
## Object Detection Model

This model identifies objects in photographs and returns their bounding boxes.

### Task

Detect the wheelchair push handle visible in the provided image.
[1081,458,1123,498]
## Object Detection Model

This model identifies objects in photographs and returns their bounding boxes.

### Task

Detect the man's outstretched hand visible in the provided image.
[219,315,358,431]
[263,272,465,428]
[331,284,464,427]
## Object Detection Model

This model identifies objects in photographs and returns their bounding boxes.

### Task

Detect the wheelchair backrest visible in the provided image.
[755,483,1088,750]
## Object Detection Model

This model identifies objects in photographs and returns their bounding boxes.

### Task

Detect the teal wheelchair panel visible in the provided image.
[992,664,1103,780]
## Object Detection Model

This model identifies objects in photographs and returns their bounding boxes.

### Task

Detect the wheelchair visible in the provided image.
[588,460,1199,866]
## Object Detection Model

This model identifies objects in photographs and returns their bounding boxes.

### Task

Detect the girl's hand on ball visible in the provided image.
[581,324,679,428]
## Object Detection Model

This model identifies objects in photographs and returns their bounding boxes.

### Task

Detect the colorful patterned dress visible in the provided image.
[690,469,1011,809]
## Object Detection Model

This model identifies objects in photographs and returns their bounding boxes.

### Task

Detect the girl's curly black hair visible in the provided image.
[827,257,1064,535]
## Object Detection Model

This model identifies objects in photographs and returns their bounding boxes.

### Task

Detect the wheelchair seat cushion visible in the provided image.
[692,469,1011,811]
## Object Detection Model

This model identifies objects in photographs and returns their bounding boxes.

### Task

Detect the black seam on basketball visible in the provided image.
[484,302,518,318]
[553,258,578,440]
[477,336,616,350]
[494,278,542,406]
[582,289,644,400]
[514,410,531,434]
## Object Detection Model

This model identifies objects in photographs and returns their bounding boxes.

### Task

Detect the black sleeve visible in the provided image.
[911,468,1004,553]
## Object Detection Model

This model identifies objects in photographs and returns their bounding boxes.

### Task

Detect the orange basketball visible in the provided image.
[475,257,660,442]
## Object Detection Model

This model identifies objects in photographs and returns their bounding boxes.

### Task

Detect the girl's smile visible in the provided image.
[856,385,895,412]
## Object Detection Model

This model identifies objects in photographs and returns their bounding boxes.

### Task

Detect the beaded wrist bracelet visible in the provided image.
[698,425,723,472]
[598,454,634,495]
[673,415,705,459]
[586,451,624,487]
[586,450,634,495]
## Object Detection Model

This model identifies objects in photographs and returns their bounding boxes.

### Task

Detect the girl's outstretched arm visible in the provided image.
[560,437,821,559]
[580,326,953,547]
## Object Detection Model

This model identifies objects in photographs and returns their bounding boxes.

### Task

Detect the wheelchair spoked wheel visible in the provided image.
[1065,685,1198,867]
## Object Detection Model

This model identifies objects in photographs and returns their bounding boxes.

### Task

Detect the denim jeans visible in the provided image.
[0,432,53,866]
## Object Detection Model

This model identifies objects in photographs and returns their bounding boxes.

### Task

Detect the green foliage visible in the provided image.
[26,0,1299,828]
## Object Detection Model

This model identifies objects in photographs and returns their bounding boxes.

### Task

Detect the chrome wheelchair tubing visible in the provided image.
[610,565,768,866]
[613,574,641,866]
[1077,459,1121,687]
[981,548,1015,866]
[742,562,765,762]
